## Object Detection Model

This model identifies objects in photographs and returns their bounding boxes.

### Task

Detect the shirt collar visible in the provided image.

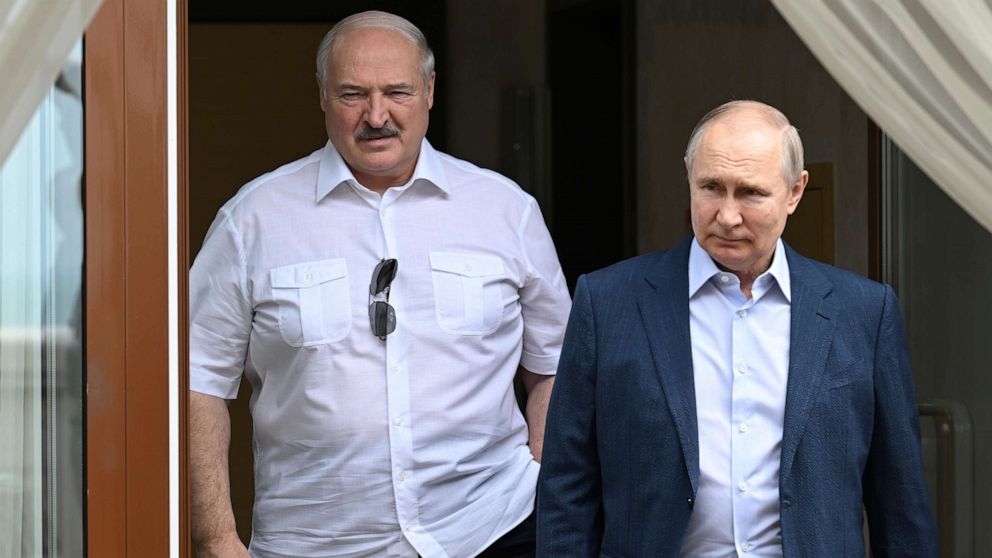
[765,238,791,302]
[315,138,451,202]
[688,238,724,298]
[688,237,792,302]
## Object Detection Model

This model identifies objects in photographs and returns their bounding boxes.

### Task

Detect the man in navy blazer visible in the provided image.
[537,101,938,557]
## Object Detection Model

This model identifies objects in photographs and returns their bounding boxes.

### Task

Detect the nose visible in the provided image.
[715,198,743,228]
[364,93,389,129]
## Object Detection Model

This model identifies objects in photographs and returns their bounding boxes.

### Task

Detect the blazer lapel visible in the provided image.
[638,239,699,492]
[780,247,835,483]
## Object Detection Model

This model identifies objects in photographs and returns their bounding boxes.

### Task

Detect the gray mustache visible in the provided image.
[356,125,400,141]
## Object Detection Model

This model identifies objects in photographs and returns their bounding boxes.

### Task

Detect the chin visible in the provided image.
[356,155,401,171]
[707,248,751,270]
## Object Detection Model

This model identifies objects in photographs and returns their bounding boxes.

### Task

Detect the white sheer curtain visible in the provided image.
[0,122,44,556]
[0,0,103,167]
[770,0,992,234]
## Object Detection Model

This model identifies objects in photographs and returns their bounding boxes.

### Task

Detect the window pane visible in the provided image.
[0,41,84,556]
[885,137,992,556]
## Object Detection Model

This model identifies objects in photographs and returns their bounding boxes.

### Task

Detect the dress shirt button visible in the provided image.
[398,471,407,482]
[394,417,403,427]
[720,275,729,283]
[464,263,473,273]
[738,364,747,374]
[739,423,749,433]
[738,309,748,317]
[742,542,751,552]
[304,272,313,281]
[391,364,400,373]
[738,481,748,492]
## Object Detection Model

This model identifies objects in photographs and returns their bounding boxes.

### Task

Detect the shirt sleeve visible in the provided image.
[189,208,253,399]
[517,198,572,375]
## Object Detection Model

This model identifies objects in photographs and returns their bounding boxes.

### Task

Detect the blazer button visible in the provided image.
[687,498,694,508]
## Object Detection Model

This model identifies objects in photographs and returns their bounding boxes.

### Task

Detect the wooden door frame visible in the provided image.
[179,0,191,553]
[85,0,188,554]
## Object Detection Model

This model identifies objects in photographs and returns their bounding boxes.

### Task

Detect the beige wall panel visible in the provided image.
[190,23,329,256]
[446,0,546,170]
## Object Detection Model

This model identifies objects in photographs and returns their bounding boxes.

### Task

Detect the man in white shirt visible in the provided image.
[190,11,571,558]
[537,100,938,557]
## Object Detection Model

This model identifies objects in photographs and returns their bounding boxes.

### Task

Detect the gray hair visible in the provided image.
[684,100,804,184]
[316,11,435,87]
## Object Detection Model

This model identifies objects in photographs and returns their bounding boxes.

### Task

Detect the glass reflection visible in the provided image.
[0,42,84,556]
[885,136,992,556]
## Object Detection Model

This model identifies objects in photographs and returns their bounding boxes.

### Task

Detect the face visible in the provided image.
[318,27,434,191]
[688,116,808,279]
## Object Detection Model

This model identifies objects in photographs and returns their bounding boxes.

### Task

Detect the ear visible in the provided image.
[316,72,328,112]
[426,72,436,110]
[786,169,809,215]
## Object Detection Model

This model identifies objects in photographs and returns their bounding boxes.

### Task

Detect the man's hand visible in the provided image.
[521,368,555,462]
[197,533,250,558]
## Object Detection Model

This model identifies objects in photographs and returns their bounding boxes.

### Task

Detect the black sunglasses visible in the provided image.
[368,259,398,340]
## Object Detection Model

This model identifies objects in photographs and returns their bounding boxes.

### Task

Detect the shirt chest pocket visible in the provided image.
[429,252,505,335]
[269,259,351,347]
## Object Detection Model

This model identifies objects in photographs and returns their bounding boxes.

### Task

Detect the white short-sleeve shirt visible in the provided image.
[189,140,572,558]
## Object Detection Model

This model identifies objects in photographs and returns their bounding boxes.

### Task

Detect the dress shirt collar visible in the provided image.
[315,138,451,202]
[688,237,791,303]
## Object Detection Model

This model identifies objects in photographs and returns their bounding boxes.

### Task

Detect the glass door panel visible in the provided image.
[883,135,992,557]
[0,42,84,557]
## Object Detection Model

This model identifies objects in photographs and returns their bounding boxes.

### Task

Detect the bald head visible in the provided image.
[685,100,804,184]
[316,10,435,88]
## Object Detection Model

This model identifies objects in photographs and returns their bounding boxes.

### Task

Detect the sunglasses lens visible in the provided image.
[369,301,396,338]
[373,259,398,294]
[383,304,396,335]
[369,259,398,339]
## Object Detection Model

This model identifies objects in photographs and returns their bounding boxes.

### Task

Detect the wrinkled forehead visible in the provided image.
[699,119,782,161]
[690,123,786,186]
[328,27,421,76]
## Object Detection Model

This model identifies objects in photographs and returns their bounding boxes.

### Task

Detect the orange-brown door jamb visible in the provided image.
[85,0,173,554]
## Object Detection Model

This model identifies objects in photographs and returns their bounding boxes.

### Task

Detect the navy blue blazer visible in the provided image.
[537,237,939,557]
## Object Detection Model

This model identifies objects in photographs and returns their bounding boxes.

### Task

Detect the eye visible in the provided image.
[388,90,414,99]
[338,92,364,101]
[701,182,719,191]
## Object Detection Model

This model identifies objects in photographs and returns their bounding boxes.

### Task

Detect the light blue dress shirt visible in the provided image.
[679,238,791,558]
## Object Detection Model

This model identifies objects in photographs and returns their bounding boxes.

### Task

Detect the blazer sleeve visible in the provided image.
[536,275,603,557]
[862,285,940,557]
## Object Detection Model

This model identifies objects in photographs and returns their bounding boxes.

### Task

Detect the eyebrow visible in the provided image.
[382,82,417,91]
[694,177,766,192]
[335,82,416,91]
[694,176,721,185]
